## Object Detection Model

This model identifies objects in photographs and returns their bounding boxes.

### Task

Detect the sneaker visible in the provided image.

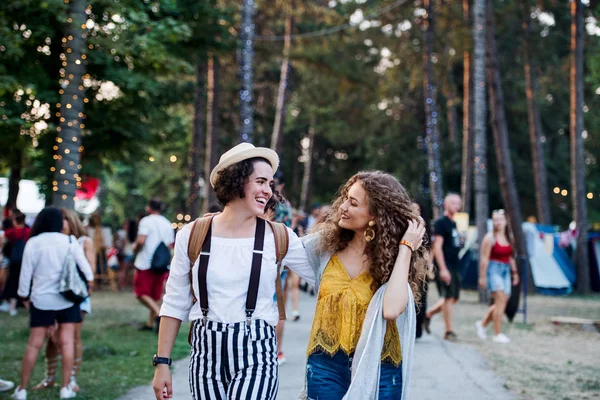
[0,302,10,312]
[277,352,286,365]
[69,376,79,392]
[9,309,17,317]
[475,320,487,340]
[444,331,458,342]
[292,310,300,322]
[11,386,27,400]
[423,316,431,334]
[0,379,15,392]
[492,333,511,344]
[60,385,77,399]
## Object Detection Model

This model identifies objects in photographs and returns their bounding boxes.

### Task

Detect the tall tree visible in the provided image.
[570,0,590,294]
[240,0,255,142]
[270,2,293,154]
[204,54,220,212]
[52,0,86,209]
[443,72,459,144]
[6,150,23,213]
[486,0,531,290]
[522,3,552,225]
[188,59,206,219]
[423,0,445,219]
[300,117,315,213]
[473,0,488,247]
[461,0,474,217]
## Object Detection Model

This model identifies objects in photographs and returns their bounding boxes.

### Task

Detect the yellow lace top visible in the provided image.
[306,255,402,366]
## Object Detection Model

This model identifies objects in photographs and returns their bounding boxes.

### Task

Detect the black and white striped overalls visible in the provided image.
[188,218,278,400]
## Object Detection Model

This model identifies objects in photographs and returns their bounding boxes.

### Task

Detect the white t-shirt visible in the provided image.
[18,232,94,311]
[160,222,316,327]
[134,214,175,271]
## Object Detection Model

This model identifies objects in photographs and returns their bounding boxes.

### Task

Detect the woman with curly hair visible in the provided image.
[152,143,316,400]
[302,171,427,400]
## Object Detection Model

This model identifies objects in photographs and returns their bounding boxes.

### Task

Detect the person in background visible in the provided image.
[118,218,137,289]
[306,203,321,232]
[475,209,519,344]
[411,201,433,339]
[0,210,31,316]
[272,171,293,365]
[133,199,175,332]
[13,207,93,400]
[33,210,96,393]
[423,193,463,341]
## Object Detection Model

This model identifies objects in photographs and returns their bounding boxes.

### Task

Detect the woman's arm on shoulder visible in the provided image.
[283,229,319,286]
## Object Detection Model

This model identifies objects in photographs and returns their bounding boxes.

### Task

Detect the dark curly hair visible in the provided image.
[315,171,428,305]
[214,157,283,212]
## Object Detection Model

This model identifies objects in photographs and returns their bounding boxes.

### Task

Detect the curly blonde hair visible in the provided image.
[316,171,428,305]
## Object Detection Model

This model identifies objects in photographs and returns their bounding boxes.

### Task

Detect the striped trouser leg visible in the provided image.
[228,319,279,400]
[189,320,229,400]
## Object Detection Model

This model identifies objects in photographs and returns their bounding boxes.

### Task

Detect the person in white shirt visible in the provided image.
[133,200,175,332]
[151,143,316,400]
[13,207,94,400]
[32,209,96,393]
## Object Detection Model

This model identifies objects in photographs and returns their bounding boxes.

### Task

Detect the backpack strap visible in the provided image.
[187,216,214,305]
[266,220,289,320]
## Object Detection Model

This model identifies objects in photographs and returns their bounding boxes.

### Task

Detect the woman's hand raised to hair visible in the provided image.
[400,219,426,252]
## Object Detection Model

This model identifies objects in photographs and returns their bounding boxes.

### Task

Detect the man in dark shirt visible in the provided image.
[424,193,463,341]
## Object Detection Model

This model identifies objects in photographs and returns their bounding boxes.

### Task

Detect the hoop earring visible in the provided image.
[364,220,376,242]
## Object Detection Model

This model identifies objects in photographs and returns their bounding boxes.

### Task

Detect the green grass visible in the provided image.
[0,292,191,400]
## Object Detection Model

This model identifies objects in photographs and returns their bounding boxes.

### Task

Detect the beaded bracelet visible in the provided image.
[399,240,414,252]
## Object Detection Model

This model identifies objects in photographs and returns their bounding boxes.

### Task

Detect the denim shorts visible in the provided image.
[306,351,402,400]
[487,261,511,296]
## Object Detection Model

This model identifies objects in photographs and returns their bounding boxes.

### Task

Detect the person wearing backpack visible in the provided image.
[12,207,93,400]
[0,210,31,316]
[151,143,316,400]
[133,199,175,332]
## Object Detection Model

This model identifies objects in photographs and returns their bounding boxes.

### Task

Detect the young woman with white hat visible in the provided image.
[152,143,316,400]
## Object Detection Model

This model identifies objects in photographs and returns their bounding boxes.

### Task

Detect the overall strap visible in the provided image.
[187,216,213,304]
[197,223,212,326]
[245,218,266,327]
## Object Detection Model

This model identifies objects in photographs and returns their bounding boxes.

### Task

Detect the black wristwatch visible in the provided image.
[152,354,172,367]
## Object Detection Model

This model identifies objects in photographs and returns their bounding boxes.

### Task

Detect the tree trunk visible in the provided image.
[486,0,532,292]
[240,0,255,142]
[444,72,459,144]
[473,0,488,249]
[522,6,552,225]
[270,4,293,154]
[6,151,23,212]
[461,0,474,217]
[423,0,445,220]
[204,54,220,213]
[570,0,590,294]
[188,59,206,219]
[53,0,86,209]
[300,118,315,213]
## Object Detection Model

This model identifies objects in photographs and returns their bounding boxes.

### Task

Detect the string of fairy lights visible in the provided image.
[52,0,89,206]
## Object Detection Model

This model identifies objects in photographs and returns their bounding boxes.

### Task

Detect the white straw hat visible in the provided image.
[209,143,280,188]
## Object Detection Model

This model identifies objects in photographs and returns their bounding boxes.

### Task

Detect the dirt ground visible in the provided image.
[425,289,600,400]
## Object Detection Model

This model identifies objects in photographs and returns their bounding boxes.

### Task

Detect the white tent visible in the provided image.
[0,178,45,219]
